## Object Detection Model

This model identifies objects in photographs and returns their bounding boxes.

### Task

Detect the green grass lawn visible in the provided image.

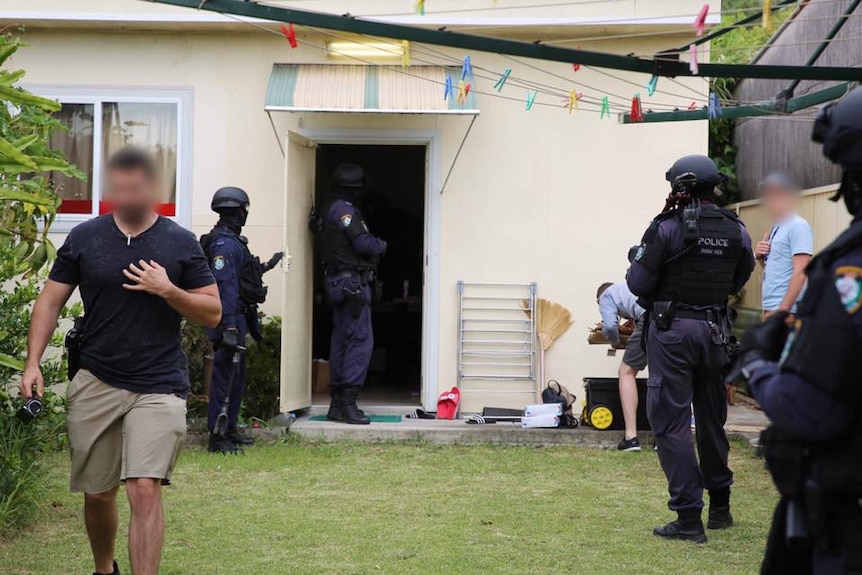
[1,436,776,575]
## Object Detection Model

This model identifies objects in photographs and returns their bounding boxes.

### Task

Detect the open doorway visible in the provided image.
[312,144,426,405]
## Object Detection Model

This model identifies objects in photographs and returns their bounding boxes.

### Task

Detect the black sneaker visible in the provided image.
[208,434,242,454]
[617,437,642,452]
[94,560,120,575]
[707,507,734,530]
[653,520,707,543]
[227,430,255,446]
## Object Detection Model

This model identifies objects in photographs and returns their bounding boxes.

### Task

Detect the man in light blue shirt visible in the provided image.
[597,280,646,451]
[755,173,814,316]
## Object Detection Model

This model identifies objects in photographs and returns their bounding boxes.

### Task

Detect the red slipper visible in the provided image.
[436,387,460,420]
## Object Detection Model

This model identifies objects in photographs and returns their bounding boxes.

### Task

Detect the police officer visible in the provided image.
[201,187,281,453]
[627,155,755,543]
[321,164,387,425]
[738,87,862,573]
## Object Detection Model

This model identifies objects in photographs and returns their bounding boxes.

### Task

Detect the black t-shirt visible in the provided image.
[49,215,215,396]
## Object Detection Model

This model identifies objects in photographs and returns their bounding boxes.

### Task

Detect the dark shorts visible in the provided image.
[622,317,647,371]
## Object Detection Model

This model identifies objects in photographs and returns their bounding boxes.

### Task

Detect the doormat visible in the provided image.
[309,414,403,423]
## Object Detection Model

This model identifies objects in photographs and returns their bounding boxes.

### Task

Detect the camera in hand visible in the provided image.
[17,397,44,423]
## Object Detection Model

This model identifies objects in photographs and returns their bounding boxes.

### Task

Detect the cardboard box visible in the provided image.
[312,359,330,394]
[524,403,563,417]
[521,415,560,429]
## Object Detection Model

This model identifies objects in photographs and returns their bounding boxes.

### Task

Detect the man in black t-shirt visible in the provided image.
[21,148,221,575]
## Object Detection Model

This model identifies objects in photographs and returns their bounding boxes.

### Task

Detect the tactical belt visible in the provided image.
[328,270,358,279]
[674,307,723,321]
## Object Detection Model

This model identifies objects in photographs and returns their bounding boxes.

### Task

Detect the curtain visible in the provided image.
[102,102,178,204]
[51,104,94,213]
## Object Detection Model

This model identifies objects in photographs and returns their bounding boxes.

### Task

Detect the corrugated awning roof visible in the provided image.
[265,64,479,114]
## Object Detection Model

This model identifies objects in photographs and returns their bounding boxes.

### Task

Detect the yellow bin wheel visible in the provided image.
[590,406,614,430]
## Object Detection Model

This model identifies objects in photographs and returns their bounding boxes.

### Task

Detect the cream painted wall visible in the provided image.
[13,27,708,412]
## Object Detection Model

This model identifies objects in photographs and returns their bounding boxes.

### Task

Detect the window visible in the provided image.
[32,88,192,228]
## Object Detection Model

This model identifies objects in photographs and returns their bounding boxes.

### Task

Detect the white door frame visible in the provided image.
[300,127,442,411]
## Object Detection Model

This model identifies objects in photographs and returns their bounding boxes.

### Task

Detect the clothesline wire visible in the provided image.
[224,12,636,114]
[262,0,806,21]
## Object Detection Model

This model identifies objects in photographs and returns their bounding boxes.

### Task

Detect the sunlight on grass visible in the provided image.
[1,438,775,575]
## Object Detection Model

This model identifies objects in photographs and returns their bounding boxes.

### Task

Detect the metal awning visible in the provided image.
[265,64,479,114]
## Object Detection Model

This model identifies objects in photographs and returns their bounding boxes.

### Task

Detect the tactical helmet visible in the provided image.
[331,163,366,189]
[211,186,250,213]
[665,154,727,195]
[812,87,862,214]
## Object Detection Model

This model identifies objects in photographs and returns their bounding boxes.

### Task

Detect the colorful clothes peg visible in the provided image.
[563,89,580,114]
[645,75,659,97]
[493,68,512,92]
[708,92,723,119]
[688,101,698,111]
[279,23,298,49]
[415,0,425,15]
[526,90,538,111]
[402,41,410,68]
[693,4,709,37]
[444,75,454,101]
[630,94,644,123]
[457,80,471,105]
[600,95,611,119]
[689,45,699,75]
[461,56,473,81]
[572,46,582,72]
[763,0,773,30]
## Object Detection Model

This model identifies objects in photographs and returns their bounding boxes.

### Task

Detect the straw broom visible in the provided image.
[524,298,574,402]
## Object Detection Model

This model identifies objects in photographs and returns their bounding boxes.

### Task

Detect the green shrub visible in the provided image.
[0,389,67,538]
[181,315,282,424]
[0,35,82,537]
[242,316,281,422]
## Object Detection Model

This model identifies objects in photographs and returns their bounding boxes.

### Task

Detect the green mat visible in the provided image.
[309,414,403,423]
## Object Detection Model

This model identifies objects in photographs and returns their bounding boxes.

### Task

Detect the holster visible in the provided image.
[761,426,808,498]
[245,305,263,342]
[65,316,85,381]
[343,285,365,318]
[651,301,675,331]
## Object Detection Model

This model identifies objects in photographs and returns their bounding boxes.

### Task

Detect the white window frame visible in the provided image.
[25,86,194,232]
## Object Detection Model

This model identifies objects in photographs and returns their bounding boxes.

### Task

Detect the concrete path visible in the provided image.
[284,403,769,448]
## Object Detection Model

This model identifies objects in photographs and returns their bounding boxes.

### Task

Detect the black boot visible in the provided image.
[227,429,255,446]
[707,488,733,529]
[653,511,707,543]
[326,387,346,422]
[208,433,242,454]
[341,387,370,425]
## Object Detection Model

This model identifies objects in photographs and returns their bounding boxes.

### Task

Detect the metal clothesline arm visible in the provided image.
[144,0,862,81]
[619,81,853,124]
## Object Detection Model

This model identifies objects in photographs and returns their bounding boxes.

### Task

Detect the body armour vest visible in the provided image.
[654,206,744,306]
[782,219,862,494]
[201,229,268,306]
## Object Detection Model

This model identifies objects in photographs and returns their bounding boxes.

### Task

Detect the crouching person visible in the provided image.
[20,148,221,575]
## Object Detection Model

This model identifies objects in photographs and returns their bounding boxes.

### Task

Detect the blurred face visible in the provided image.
[105,167,159,222]
[760,184,797,222]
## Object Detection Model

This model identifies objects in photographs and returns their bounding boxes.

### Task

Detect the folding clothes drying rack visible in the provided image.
[456,282,538,403]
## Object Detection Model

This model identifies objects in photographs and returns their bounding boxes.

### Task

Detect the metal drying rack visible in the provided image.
[456,282,538,403]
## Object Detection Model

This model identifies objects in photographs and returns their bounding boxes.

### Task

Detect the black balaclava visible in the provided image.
[216,206,248,233]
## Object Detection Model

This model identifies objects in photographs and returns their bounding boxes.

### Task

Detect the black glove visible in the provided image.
[738,312,790,378]
[221,327,240,350]
[265,251,284,271]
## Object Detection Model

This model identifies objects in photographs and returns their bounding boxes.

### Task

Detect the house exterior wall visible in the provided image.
[9,2,711,412]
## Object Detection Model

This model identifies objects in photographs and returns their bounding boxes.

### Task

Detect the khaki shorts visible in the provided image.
[67,370,187,494]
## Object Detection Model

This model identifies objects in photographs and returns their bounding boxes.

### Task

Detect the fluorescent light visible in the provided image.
[325,41,403,60]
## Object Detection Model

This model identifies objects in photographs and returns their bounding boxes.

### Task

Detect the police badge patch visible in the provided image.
[213,255,225,271]
[835,266,862,314]
[341,214,352,227]
[634,243,646,261]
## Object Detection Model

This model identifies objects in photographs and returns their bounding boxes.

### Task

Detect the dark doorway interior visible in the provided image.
[312,144,426,405]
